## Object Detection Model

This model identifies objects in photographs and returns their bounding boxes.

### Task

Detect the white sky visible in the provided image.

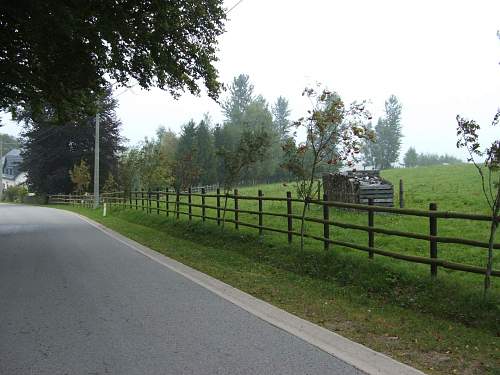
[1,0,499,160]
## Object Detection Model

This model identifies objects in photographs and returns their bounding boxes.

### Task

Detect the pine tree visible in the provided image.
[195,119,217,185]
[373,95,403,169]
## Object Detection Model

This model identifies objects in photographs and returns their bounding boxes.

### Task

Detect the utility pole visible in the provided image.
[93,112,100,208]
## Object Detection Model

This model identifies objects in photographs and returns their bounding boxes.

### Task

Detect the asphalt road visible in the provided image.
[0,204,364,375]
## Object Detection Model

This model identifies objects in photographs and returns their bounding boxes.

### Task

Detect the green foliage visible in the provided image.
[222,74,254,125]
[0,1,226,119]
[194,117,217,185]
[0,133,19,155]
[272,96,292,141]
[139,136,173,191]
[282,87,372,200]
[217,129,271,192]
[1,185,28,202]
[117,147,142,193]
[69,159,91,194]
[175,120,200,190]
[102,173,118,193]
[403,147,418,167]
[363,95,403,169]
[281,86,372,250]
[456,112,500,294]
[20,87,123,194]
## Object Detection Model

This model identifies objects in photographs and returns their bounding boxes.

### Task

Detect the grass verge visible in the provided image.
[52,205,499,375]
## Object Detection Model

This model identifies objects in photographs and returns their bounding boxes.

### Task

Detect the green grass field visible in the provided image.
[54,164,500,374]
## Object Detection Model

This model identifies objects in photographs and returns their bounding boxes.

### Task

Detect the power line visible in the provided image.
[227,0,244,13]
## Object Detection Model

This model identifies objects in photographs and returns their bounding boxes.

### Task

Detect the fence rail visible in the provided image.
[48,189,500,279]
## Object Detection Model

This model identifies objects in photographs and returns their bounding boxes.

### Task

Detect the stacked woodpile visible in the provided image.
[322,170,394,206]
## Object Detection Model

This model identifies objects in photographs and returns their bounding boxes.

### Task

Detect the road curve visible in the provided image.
[0,204,364,375]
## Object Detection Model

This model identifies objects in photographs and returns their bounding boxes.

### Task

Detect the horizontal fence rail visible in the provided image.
[48,189,500,279]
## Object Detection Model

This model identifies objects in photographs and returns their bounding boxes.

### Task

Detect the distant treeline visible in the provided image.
[403,147,463,167]
[117,74,339,192]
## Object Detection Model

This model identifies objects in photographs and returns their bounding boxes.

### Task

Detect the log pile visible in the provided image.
[322,170,394,207]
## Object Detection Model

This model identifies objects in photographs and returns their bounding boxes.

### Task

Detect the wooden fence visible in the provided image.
[48,189,500,279]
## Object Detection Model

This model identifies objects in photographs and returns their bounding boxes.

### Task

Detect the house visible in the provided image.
[1,149,27,190]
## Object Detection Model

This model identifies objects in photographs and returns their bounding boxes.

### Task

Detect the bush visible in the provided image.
[2,185,28,202]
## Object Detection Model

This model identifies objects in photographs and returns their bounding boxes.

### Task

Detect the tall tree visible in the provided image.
[0,1,226,120]
[174,120,200,190]
[241,96,278,181]
[361,122,376,168]
[221,74,254,125]
[139,136,171,191]
[117,147,142,193]
[195,119,217,185]
[282,87,372,250]
[272,96,292,141]
[20,88,123,194]
[373,95,403,169]
[403,147,418,167]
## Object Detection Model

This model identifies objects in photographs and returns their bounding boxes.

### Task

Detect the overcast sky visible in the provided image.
[2,0,499,160]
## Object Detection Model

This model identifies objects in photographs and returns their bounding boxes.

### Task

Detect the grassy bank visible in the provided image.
[52,201,500,374]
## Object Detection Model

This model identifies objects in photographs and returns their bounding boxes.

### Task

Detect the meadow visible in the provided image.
[55,164,500,374]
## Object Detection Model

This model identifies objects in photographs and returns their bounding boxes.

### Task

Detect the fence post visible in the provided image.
[135,192,138,210]
[234,189,239,230]
[188,187,192,221]
[429,202,438,278]
[399,179,404,208]
[258,189,263,237]
[216,188,221,226]
[166,187,169,217]
[148,190,152,214]
[323,194,330,250]
[129,192,132,209]
[176,189,180,219]
[317,180,321,200]
[201,188,206,222]
[368,198,374,258]
[286,191,293,244]
[141,191,144,211]
[156,190,160,215]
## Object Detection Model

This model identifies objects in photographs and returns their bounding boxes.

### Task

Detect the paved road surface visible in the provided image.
[0,204,364,375]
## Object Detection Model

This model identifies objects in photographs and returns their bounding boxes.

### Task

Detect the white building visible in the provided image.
[1,149,27,190]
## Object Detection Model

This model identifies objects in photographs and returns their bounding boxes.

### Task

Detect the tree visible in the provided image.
[69,160,91,194]
[20,88,123,194]
[0,133,19,155]
[272,96,292,141]
[195,118,217,185]
[221,74,254,125]
[174,120,200,190]
[102,172,119,193]
[240,96,277,181]
[0,1,226,119]
[282,87,372,250]
[456,113,499,295]
[361,122,376,168]
[139,136,172,191]
[217,129,270,229]
[373,95,403,169]
[117,147,142,194]
[404,147,418,167]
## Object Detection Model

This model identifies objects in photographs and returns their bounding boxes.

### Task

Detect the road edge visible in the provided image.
[63,208,425,375]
